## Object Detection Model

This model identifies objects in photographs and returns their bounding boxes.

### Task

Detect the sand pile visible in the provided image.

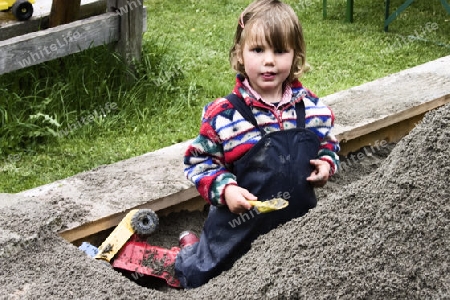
[0,103,448,299]
[181,103,450,299]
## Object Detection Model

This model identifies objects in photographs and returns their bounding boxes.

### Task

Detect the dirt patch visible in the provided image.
[0,103,449,299]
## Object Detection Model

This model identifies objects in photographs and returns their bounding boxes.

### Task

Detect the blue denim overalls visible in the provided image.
[175,93,320,288]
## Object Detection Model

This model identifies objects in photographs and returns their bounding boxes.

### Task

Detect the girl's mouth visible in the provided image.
[261,72,276,80]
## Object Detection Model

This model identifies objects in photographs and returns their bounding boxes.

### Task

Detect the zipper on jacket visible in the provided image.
[270,106,285,130]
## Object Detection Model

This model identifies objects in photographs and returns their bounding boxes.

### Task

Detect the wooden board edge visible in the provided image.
[0,12,120,75]
[0,0,107,41]
[338,113,425,156]
[59,186,200,243]
[336,94,450,142]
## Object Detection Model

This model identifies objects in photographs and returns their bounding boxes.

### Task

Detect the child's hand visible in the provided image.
[224,185,257,214]
[307,159,331,187]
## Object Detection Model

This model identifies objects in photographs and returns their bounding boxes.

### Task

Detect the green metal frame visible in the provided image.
[323,0,353,22]
[384,0,415,32]
[385,0,450,31]
[323,0,450,32]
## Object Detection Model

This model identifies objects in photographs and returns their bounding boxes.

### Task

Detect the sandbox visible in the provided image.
[0,55,449,299]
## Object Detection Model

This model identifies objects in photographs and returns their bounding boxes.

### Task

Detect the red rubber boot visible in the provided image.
[178,231,199,248]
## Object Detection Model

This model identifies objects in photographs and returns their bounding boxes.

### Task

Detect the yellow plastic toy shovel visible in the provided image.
[248,198,289,213]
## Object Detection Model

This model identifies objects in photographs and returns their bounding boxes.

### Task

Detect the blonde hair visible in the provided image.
[229,0,306,82]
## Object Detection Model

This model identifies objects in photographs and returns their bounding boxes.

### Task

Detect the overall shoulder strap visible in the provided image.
[225,94,265,135]
[295,100,306,129]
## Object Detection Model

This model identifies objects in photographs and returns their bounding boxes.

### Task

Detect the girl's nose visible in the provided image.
[264,50,275,65]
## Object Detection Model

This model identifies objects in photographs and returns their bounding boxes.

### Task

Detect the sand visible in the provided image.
[186,103,450,299]
[1,101,449,299]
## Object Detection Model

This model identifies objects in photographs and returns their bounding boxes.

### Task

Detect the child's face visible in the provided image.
[240,37,294,99]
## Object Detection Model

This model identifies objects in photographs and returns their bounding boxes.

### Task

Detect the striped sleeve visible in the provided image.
[303,97,340,175]
[184,101,237,206]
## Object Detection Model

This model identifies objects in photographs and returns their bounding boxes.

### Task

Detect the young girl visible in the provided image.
[175,0,340,288]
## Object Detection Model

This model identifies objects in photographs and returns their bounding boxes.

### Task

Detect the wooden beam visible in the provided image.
[107,0,144,66]
[49,0,82,27]
[0,1,145,75]
[0,13,120,75]
[338,112,425,156]
[59,187,201,243]
[336,94,450,155]
[70,196,206,247]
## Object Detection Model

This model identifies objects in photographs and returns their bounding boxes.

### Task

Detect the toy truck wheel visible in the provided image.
[130,209,159,235]
[12,0,33,21]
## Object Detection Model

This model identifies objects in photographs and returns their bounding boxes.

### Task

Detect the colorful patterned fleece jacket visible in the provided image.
[184,75,340,206]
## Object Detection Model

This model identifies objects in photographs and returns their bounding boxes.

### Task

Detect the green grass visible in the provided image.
[0,0,449,193]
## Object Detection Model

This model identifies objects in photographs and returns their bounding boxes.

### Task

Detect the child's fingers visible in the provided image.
[307,162,329,186]
[307,174,324,181]
[225,186,255,213]
[307,173,323,182]
[307,172,328,187]
[241,201,253,211]
[241,189,257,201]
[309,159,322,166]
[230,199,252,214]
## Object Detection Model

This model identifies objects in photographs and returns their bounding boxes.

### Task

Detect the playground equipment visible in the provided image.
[90,209,182,288]
[0,0,35,21]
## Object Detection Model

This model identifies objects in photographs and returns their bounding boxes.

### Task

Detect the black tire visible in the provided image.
[12,0,33,21]
[130,209,159,235]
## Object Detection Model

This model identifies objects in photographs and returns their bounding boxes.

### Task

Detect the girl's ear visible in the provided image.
[236,44,243,64]
[237,52,243,65]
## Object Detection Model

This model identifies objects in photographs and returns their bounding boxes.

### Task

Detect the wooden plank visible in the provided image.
[157,196,206,217]
[107,0,143,66]
[70,196,206,247]
[59,187,201,243]
[336,94,450,143]
[0,18,48,42]
[49,0,82,27]
[0,0,107,41]
[338,113,425,156]
[126,0,144,63]
[0,12,119,75]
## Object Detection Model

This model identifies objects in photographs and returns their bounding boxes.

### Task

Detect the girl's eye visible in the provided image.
[275,49,288,54]
[251,47,263,53]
